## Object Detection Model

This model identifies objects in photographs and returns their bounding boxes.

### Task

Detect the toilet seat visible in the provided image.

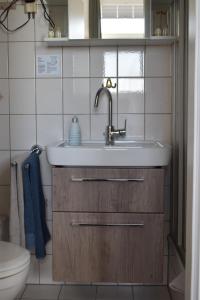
[0,241,30,279]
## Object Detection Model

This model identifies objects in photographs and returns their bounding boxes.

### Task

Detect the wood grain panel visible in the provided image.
[53,168,165,213]
[53,212,164,283]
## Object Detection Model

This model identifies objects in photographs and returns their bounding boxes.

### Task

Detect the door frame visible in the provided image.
[185,0,200,298]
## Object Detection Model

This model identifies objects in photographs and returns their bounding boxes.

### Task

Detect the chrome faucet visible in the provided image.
[94,86,126,145]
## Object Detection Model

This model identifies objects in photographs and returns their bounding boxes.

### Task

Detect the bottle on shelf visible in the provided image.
[68,116,81,146]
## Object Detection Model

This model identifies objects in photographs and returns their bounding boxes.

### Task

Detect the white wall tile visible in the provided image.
[11,150,28,167]
[0,79,9,114]
[118,114,144,140]
[9,42,35,78]
[118,78,144,113]
[145,46,172,77]
[40,255,62,284]
[118,46,144,77]
[10,115,36,150]
[64,115,90,141]
[40,151,52,186]
[35,4,49,41]
[91,114,117,140]
[63,47,89,77]
[37,115,63,147]
[145,114,172,144]
[0,151,10,185]
[43,186,52,221]
[0,116,10,150]
[145,78,172,113]
[36,79,62,114]
[26,255,40,284]
[36,42,62,78]
[90,47,117,77]
[90,78,117,114]
[10,79,36,114]
[0,26,7,42]
[23,284,61,298]
[8,4,35,42]
[0,43,8,78]
[63,78,90,114]
[0,186,10,216]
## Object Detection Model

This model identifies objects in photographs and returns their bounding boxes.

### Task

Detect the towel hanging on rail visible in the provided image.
[10,153,27,247]
[22,148,50,259]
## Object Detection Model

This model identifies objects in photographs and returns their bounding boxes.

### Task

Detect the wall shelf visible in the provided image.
[44,37,178,47]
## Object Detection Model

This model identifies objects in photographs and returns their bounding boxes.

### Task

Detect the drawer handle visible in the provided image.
[71,223,144,227]
[71,177,144,182]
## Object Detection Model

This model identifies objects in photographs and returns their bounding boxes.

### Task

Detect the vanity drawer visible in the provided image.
[53,212,164,283]
[53,168,164,213]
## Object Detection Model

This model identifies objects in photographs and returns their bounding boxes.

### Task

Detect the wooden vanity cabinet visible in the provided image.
[52,167,165,284]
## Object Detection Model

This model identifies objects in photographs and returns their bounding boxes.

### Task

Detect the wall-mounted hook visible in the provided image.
[31,144,43,155]
[102,78,117,89]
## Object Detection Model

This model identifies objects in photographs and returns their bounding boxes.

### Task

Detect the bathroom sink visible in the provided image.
[47,140,171,167]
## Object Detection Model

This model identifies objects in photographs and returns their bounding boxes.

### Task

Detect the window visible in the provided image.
[100,0,145,38]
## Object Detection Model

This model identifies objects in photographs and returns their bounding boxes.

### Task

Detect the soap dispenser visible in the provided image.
[68,116,81,146]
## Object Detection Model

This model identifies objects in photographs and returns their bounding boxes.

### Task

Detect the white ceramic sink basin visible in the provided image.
[47,140,171,167]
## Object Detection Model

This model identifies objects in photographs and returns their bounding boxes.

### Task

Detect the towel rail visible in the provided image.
[11,144,43,167]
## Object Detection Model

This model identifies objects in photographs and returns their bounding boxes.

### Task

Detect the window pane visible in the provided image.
[100,0,145,38]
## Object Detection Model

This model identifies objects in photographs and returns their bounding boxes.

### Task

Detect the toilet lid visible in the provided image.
[0,241,30,277]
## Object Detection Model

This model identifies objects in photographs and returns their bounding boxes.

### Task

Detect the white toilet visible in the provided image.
[0,217,30,300]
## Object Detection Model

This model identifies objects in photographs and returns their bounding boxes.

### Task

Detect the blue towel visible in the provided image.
[22,152,50,259]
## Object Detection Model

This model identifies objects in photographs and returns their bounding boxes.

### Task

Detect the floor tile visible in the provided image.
[134,286,170,300]
[96,286,132,300]
[59,285,96,300]
[15,285,26,299]
[22,284,61,299]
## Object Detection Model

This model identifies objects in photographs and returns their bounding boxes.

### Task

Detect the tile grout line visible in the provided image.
[34,12,38,147]
[0,113,173,116]
[116,46,119,127]
[6,16,12,170]
[132,285,135,300]
[95,285,98,300]
[0,75,173,79]
[57,284,63,300]
[61,47,65,141]
[19,284,27,300]
[144,45,146,140]
[89,46,92,140]
[34,17,41,285]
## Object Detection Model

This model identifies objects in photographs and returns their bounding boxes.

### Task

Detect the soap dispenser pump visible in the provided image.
[68,116,81,146]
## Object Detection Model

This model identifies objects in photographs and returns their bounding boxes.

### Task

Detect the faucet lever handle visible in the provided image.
[118,119,127,136]
[124,119,127,131]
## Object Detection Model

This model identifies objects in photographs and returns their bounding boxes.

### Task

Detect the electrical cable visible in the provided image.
[0,14,31,32]
[0,0,31,32]
[0,0,19,23]
[39,0,55,29]
[0,0,55,32]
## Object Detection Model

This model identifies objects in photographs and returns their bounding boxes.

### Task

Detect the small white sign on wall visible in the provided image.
[36,55,61,77]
